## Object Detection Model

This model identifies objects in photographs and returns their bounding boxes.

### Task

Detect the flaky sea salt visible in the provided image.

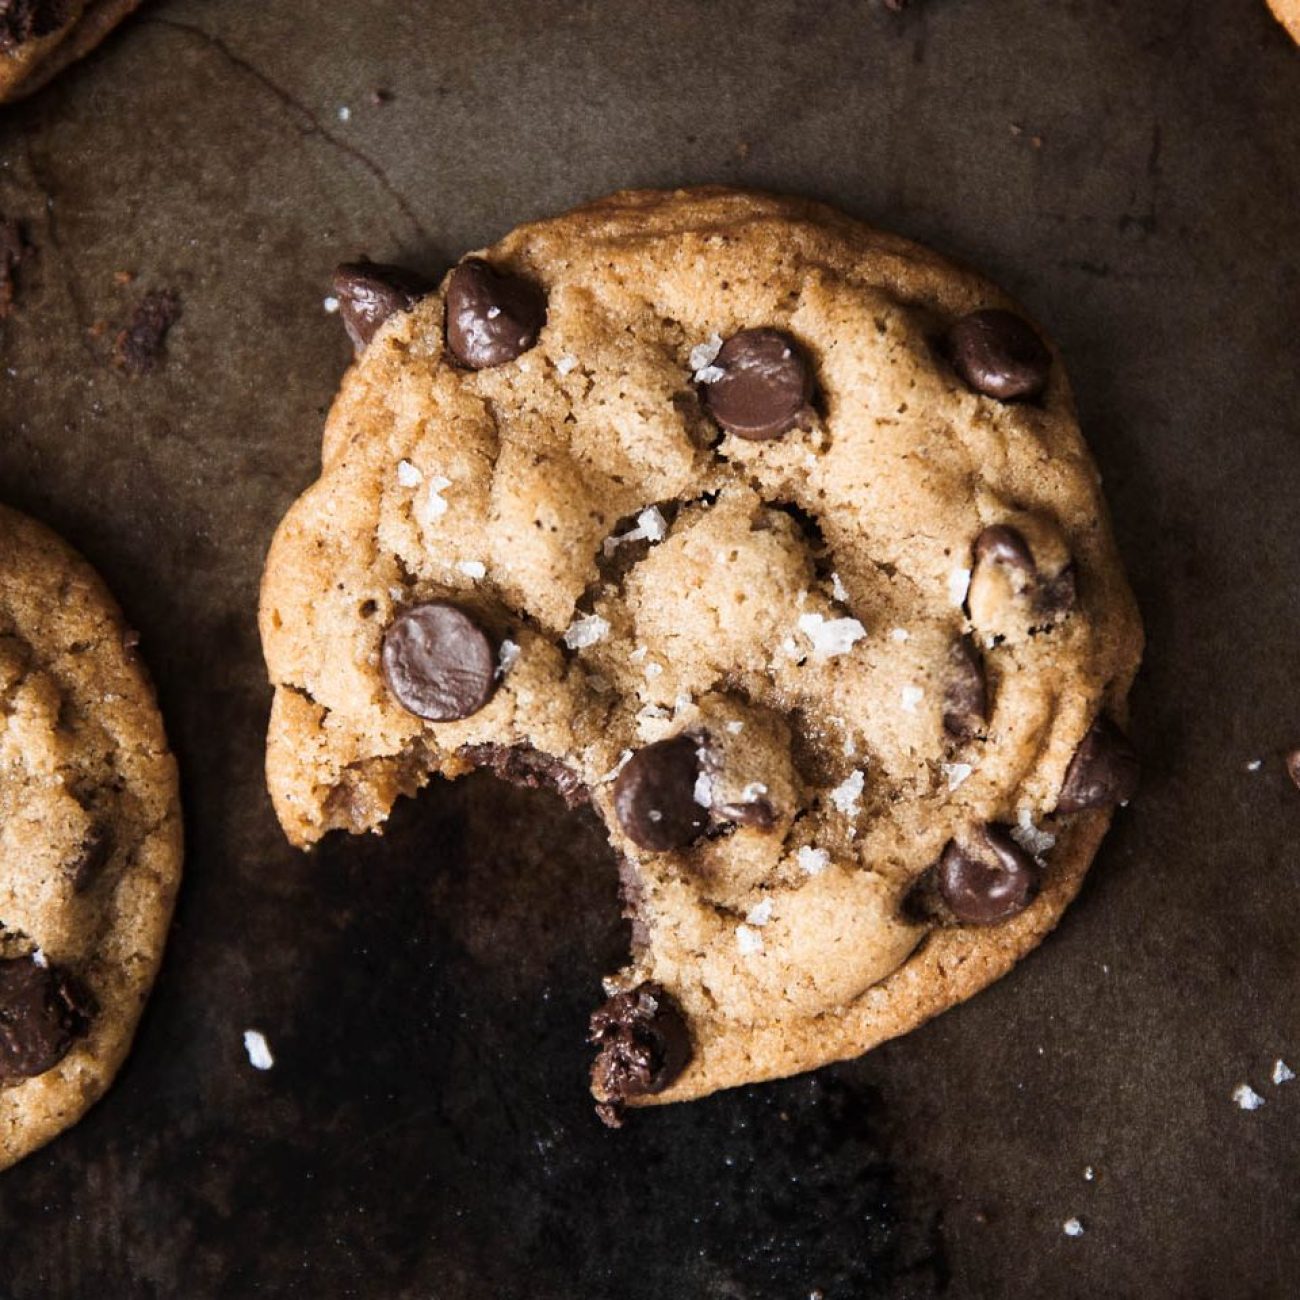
[798,612,867,658]
[889,627,911,643]
[948,567,972,606]
[1083,1166,1095,1182]
[1012,809,1056,856]
[689,333,723,375]
[601,750,633,783]
[829,769,865,816]
[831,572,850,604]
[243,1030,274,1071]
[396,459,423,487]
[457,560,486,580]
[337,105,351,123]
[900,685,924,713]
[726,720,745,734]
[496,639,520,677]
[1274,1060,1296,1085]
[645,662,663,679]
[602,505,670,556]
[693,771,713,808]
[695,364,725,385]
[1062,1218,1084,1238]
[563,614,610,650]
[736,924,764,955]
[419,475,452,525]
[555,354,579,375]
[942,762,973,792]
[323,295,341,314]
[746,898,774,927]
[797,846,830,876]
[1233,1083,1266,1110]
[1246,759,1263,772]
[739,782,768,801]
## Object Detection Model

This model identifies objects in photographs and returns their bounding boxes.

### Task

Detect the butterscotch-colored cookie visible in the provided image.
[0,505,181,1168]
[260,187,1142,1118]
[0,0,141,104]
[1268,0,1300,43]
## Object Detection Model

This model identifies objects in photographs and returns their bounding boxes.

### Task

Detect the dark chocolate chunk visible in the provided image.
[949,309,1051,402]
[589,982,691,1122]
[460,742,589,808]
[0,0,73,51]
[613,735,707,852]
[381,601,497,722]
[445,258,546,369]
[1036,563,1078,618]
[332,260,433,353]
[1056,717,1139,813]
[701,328,814,441]
[938,826,1040,925]
[68,822,112,892]
[1286,748,1300,792]
[943,635,988,740]
[0,956,93,1083]
[112,289,181,376]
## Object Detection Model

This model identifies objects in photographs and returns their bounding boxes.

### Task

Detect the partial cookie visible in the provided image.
[0,0,141,104]
[1268,0,1300,43]
[260,188,1142,1116]
[0,505,181,1169]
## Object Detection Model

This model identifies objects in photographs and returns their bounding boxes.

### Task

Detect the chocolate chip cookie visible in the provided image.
[1268,0,1300,43]
[0,0,140,104]
[260,187,1142,1116]
[0,505,181,1168]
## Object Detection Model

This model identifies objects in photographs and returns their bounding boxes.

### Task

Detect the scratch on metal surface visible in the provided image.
[147,17,432,245]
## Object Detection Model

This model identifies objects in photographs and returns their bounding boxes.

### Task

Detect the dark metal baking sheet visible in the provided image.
[2,1,1299,1295]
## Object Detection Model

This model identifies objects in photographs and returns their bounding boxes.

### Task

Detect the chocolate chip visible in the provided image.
[949,309,1051,401]
[1056,717,1139,813]
[974,524,1036,573]
[701,328,814,441]
[460,742,589,808]
[589,982,691,1122]
[445,258,546,369]
[1286,748,1300,792]
[68,823,112,892]
[938,826,1040,925]
[112,290,181,376]
[381,601,497,722]
[0,957,94,1083]
[613,735,708,852]
[1036,564,1078,618]
[332,261,433,353]
[943,635,988,740]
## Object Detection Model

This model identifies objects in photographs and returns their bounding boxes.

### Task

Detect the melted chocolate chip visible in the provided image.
[445,258,546,369]
[332,261,433,353]
[701,328,814,441]
[381,602,497,722]
[949,309,1051,402]
[68,822,112,892]
[1056,717,1139,813]
[943,635,988,740]
[0,0,73,51]
[613,736,708,852]
[974,524,1036,573]
[938,826,1040,925]
[589,982,691,1124]
[1036,563,1078,618]
[460,742,589,808]
[0,957,94,1083]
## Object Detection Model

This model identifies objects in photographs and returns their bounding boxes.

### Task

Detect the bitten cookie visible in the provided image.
[0,0,140,104]
[260,188,1142,1117]
[1268,0,1300,43]
[0,505,181,1168]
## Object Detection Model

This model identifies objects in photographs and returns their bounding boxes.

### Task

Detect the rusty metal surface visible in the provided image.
[1,1,1299,1296]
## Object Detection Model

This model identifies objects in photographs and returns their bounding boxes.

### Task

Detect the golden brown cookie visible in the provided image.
[260,188,1142,1116]
[0,0,141,104]
[1268,0,1300,43]
[0,505,181,1169]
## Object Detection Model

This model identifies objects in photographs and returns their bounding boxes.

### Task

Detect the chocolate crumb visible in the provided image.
[1,216,32,319]
[112,289,182,375]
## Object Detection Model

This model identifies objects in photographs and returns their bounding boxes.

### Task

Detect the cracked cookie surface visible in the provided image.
[260,187,1142,1108]
[0,505,181,1168]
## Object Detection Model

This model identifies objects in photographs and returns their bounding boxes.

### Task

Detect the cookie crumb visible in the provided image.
[1062,1217,1084,1238]
[112,289,182,375]
[1232,1083,1266,1111]
[564,614,610,650]
[1273,1059,1295,1085]
[1285,748,1300,790]
[243,1029,274,1070]
[797,845,830,876]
